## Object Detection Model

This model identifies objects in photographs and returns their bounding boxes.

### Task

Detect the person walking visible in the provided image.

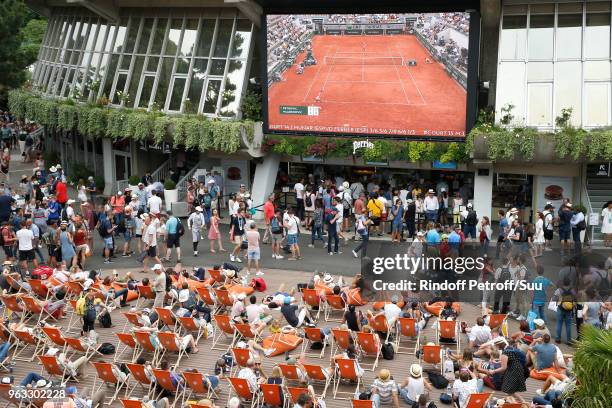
[270,208,284,260]
[352,213,371,258]
[229,208,246,263]
[59,220,76,267]
[558,203,573,255]
[570,206,585,255]
[141,214,161,273]
[390,199,404,244]
[326,202,341,256]
[308,198,324,248]
[152,264,166,307]
[283,207,301,261]
[187,206,206,256]
[16,221,37,272]
[207,208,225,253]
[245,222,263,276]
[477,216,492,257]
[164,211,182,263]
[262,194,275,244]
[423,189,439,223]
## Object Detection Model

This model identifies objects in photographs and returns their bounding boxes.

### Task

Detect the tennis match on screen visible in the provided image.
[265,13,471,138]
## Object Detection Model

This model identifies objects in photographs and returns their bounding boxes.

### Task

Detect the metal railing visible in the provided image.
[177,165,199,201]
[580,167,596,243]
[151,158,173,183]
[116,179,129,194]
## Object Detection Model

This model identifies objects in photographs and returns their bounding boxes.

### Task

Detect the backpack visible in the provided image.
[98,312,112,328]
[465,210,477,226]
[341,193,351,210]
[75,295,87,316]
[427,370,449,389]
[61,207,69,222]
[560,288,575,311]
[498,266,511,283]
[271,217,282,234]
[203,194,212,209]
[518,227,528,243]
[576,219,586,231]
[97,220,110,238]
[98,342,115,354]
[251,277,267,292]
[305,194,313,208]
[176,218,185,237]
[382,342,395,360]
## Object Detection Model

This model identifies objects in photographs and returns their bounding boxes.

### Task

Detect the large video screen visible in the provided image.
[265,13,472,138]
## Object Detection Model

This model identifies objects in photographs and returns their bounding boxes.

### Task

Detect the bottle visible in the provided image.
[446,383,451,395]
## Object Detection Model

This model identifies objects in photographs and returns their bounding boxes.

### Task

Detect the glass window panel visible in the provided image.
[128,56,145,105]
[187,69,205,113]
[169,77,187,111]
[138,18,154,54]
[151,19,167,54]
[75,19,89,49]
[55,67,67,95]
[503,4,528,15]
[94,23,108,52]
[209,59,226,75]
[85,21,98,50]
[500,15,527,60]
[175,57,190,74]
[527,62,553,81]
[527,83,552,127]
[113,73,128,104]
[56,20,68,49]
[104,25,116,52]
[585,83,610,126]
[554,62,582,126]
[146,57,159,72]
[220,59,247,117]
[528,14,553,60]
[530,4,555,14]
[120,55,132,70]
[196,19,216,57]
[586,2,611,12]
[214,19,233,58]
[193,58,208,74]
[556,14,582,59]
[181,19,198,57]
[100,53,117,97]
[231,20,252,59]
[62,68,76,97]
[139,76,155,108]
[62,50,72,64]
[113,18,128,52]
[61,18,74,49]
[496,62,526,125]
[558,3,583,13]
[69,20,81,49]
[203,79,221,114]
[584,61,611,80]
[70,50,81,65]
[124,18,140,53]
[585,14,611,59]
[154,57,174,108]
[166,19,183,56]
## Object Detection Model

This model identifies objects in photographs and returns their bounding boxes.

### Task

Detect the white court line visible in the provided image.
[326,80,402,84]
[319,47,337,97]
[388,45,410,104]
[394,44,427,105]
[320,99,427,106]
[302,46,331,102]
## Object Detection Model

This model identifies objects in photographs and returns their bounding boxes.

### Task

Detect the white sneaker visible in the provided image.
[352,250,358,258]
[517,315,526,321]
[328,252,333,256]
[272,253,277,259]
[194,251,198,256]
[230,255,235,262]
[235,257,242,263]
[535,389,543,396]
[276,254,284,259]
[264,348,275,357]
[307,244,314,248]
[256,271,264,276]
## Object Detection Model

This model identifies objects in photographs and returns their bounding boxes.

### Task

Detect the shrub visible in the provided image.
[164,179,177,190]
[128,175,140,185]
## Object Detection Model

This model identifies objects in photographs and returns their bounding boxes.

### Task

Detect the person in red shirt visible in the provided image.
[55,179,68,207]
[1,222,15,261]
[353,192,366,239]
[262,194,275,244]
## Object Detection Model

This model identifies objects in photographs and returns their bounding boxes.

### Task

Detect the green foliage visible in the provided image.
[240,89,263,121]
[126,112,153,140]
[43,150,60,168]
[0,1,46,105]
[164,179,177,190]
[152,115,171,145]
[499,103,515,125]
[57,104,77,130]
[106,108,127,139]
[128,175,140,185]
[94,175,105,191]
[569,325,612,408]
[68,162,94,184]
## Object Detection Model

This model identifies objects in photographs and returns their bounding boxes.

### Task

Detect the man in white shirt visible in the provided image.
[542,204,555,251]
[466,317,492,348]
[147,191,163,217]
[294,178,305,221]
[570,208,585,254]
[349,179,365,200]
[141,215,161,273]
[452,370,481,408]
[423,189,439,222]
[245,295,263,324]
[381,295,402,327]
[237,360,258,392]
[283,208,301,260]
[16,221,37,271]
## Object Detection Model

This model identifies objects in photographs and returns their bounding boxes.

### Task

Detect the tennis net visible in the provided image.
[323,55,404,65]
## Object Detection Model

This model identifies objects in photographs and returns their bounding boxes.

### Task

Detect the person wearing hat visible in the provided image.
[423,188,439,222]
[398,364,433,406]
[141,214,161,272]
[187,206,207,256]
[280,295,315,328]
[55,174,68,207]
[462,202,478,240]
[151,263,166,307]
[371,368,400,408]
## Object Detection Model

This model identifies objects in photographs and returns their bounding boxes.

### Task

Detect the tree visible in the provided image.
[0,0,46,107]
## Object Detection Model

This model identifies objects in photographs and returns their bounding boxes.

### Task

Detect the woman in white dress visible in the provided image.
[533,211,545,256]
[602,201,612,247]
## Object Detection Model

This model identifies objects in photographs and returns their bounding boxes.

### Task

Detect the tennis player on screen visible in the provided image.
[361,41,367,52]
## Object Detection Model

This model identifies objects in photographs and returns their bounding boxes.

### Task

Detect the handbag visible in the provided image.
[240,237,248,250]
[547,300,558,312]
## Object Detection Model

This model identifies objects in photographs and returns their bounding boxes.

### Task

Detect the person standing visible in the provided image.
[352,212,371,258]
[207,208,224,253]
[16,221,37,272]
[423,189,439,223]
[262,194,275,244]
[97,210,115,264]
[308,198,324,248]
[187,206,206,256]
[557,203,573,255]
[152,264,166,307]
[147,191,163,219]
[245,222,263,276]
[601,201,612,247]
[164,211,182,263]
[553,278,575,344]
[141,214,161,273]
[326,203,341,256]
[1,222,15,262]
[229,208,246,263]
[283,207,301,261]
[294,178,305,221]
[570,206,585,255]
[55,177,68,208]
[58,220,76,267]
[477,216,492,257]
[270,208,284,259]
[352,192,365,239]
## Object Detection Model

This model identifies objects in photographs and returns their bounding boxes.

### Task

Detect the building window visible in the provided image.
[585,82,610,126]
[527,83,553,127]
[500,14,527,60]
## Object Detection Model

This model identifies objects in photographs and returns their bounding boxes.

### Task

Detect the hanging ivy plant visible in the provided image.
[106,109,127,139]
[171,117,187,147]
[152,115,171,145]
[57,104,77,130]
[8,90,29,119]
[86,108,107,137]
[126,112,153,140]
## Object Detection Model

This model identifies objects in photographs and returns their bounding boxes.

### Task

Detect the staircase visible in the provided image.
[585,163,612,242]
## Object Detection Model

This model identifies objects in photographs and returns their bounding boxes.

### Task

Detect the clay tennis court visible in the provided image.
[267,35,467,137]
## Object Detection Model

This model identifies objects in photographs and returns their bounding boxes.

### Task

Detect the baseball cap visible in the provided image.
[152,264,162,271]
[178,289,190,303]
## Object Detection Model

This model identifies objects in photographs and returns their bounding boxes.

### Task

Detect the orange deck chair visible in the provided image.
[0,383,21,407]
[213,288,233,309]
[155,307,178,332]
[465,392,492,408]
[182,371,218,402]
[286,387,309,405]
[367,313,396,342]
[196,287,217,308]
[420,344,443,373]
[487,314,507,330]
[396,317,421,354]
[302,327,329,358]
[227,377,259,408]
[352,400,375,408]
[120,399,143,408]
[91,361,130,405]
[156,331,189,368]
[331,328,352,356]
[208,269,224,285]
[152,369,184,407]
[65,299,82,334]
[332,358,363,400]
[136,284,156,308]
[233,322,262,343]
[501,404,523,408]
[301,288,323,319]
[0,295,24,322]
[324,294,346,322]
[302,363,331,397]
[133,330,160,364]
[259,383,284,408]
[116,332,140,362]
[13,329,45,361]
[28,279,50,300]
[125,363,153,398]
[42,326,68,352]
[437,319,460,353]
[37,354,76,385]
[65,281,85,300]
[231,347,252,376]
[21,296,58,325]
[65,337,101,360]
[122,312,144,331]
[177,316,207,343]
[355,331,381,371]
[278,363,303,384]
[211,314,236,351]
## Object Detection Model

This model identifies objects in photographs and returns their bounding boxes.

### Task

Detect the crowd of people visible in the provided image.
[414,13,469,74]
[267,15,310,73]
[325,14,404,24]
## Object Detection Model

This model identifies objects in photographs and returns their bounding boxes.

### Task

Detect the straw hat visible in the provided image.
[410,364,422,378]
[378,368,391,381]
